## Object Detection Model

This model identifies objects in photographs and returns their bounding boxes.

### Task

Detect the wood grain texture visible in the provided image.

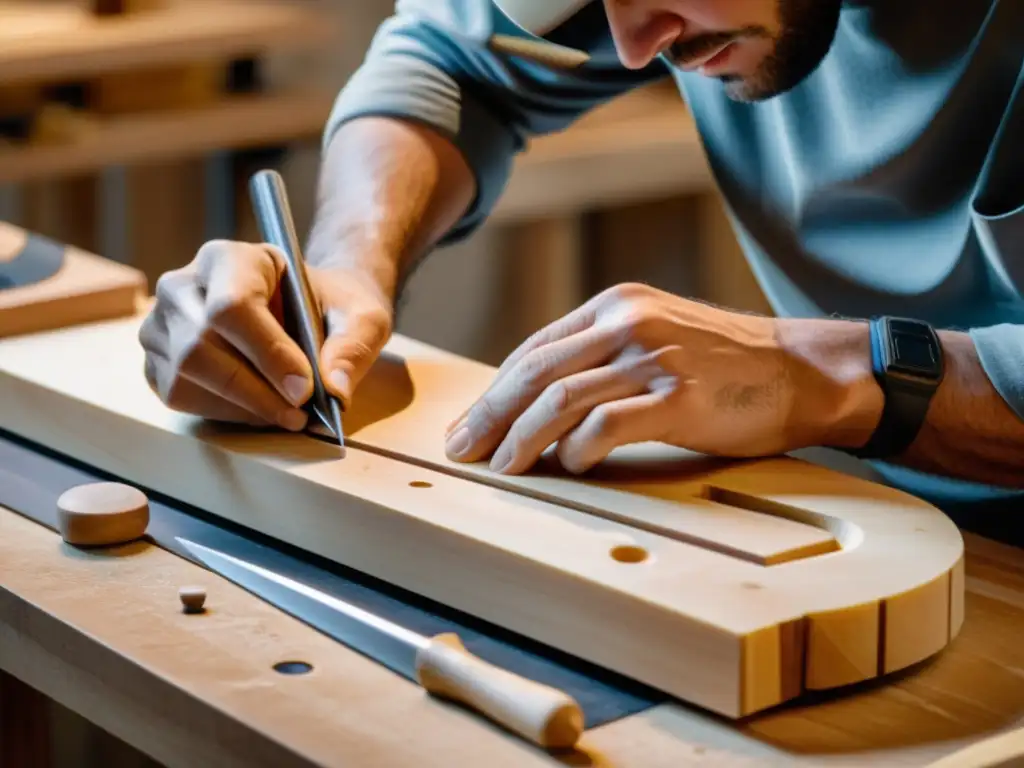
[0,301,964,719]
[0,510,1021,767]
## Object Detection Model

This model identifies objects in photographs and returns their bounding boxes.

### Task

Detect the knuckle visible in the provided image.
[620,309,660,343]
[517,349,553,391]
[358,308,393,349]
[543,380,573,413]
[197,239,278,280]
[328,336,376,368]
[586,404,618,438]
[600,281,647,305]
[153,268,190,305]
[468,395,500,435]
[137,313,158,351]
[194,238,234,266]
[203,291,250,329]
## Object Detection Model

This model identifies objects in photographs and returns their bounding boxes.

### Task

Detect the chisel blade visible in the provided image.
[176,536,586,749]
[177,537,420,679]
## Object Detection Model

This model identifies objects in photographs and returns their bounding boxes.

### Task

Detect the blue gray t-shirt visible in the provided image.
[324,0,1024,513]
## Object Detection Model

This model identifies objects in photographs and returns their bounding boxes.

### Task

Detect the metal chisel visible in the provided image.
[248,169,346,452]
[177,537,585,750]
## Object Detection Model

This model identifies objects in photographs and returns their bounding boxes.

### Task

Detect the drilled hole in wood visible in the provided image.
[409,480,432,488]
[273,661,313,675]
[610,545,648,563]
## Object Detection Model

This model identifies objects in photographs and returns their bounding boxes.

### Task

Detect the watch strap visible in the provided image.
[848,316,943,459]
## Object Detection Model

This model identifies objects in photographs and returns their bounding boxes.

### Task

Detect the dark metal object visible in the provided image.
[0,430,666,725]
[248,169,345,451]
[180,538,429,682]
[0,232,67,291]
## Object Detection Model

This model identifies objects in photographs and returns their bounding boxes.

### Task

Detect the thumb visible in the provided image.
[320,304,392,407]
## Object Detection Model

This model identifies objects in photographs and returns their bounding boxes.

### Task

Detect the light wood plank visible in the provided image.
[0,505,1020,767]
[0,293,964,718]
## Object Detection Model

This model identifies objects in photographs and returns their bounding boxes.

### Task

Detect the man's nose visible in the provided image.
[604,0,686,68]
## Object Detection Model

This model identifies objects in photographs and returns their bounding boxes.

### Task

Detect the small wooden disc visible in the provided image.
[56,482,149,547]
[178,586,207,614]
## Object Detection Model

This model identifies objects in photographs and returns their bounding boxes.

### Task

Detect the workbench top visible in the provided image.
[1,498,1022,767]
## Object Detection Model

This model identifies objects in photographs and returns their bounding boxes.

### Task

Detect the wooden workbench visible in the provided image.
[1,497,1022,767]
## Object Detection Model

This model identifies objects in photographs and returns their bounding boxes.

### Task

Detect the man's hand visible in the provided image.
[138,240,392,429]
[444,283,884,474]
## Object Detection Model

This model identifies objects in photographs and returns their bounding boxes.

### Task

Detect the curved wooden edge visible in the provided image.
[0,505,1019,767]
[0,312,964,719]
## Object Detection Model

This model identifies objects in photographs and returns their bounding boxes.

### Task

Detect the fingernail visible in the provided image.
[446,415,466,438]
[282,375,307,406]
[278,408,308,432]
[330,370,352,404]
[490,443,512,473]
[445,427,471,458]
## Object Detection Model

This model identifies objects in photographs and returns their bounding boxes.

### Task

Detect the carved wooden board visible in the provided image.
[0,308,965,719]
[0,222,145,338]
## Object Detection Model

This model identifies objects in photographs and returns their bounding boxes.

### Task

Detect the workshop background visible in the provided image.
[1,0,772,371]
[0,1,840,764]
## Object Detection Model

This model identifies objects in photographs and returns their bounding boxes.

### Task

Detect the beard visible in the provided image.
[669,0,843,102]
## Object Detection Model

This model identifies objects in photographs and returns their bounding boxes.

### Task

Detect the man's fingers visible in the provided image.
[197,241,313,407]
[321,305,392,406]
[486,355,663,475]
[146,354,276,428]
[554,390,671,474]
[492,300,600,383]
[144,350,272,426]
[445,324,623,463]
[176,334,308,432]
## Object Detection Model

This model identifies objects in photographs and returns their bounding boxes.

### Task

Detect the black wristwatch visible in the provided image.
[848,316,944,459]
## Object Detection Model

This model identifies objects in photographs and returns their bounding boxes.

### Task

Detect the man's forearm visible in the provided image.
[785,318,1024,488]
[901,330,1024,487]
[305,116,477,306]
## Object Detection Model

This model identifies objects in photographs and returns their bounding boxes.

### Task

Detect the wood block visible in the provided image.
[88,63,224,115]
[56,481,150,547]
[0,222,145,338]
[91,0,171,15]
[0,308,966,719]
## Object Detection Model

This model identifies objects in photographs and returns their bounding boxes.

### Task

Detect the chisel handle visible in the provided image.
[415,632,584,750]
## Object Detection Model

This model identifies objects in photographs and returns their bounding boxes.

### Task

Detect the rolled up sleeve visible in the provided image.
[322,0,665,243]
[971,324,1024,422]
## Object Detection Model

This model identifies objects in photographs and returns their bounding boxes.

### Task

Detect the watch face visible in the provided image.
[886,320,941,380]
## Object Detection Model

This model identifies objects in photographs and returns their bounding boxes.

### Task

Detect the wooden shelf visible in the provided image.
[0,89,334,183]
[0,0,334,85]
[495,86,711,222]
[2,84,711,216]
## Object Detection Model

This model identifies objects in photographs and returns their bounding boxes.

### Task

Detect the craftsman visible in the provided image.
[138,0,1024,528]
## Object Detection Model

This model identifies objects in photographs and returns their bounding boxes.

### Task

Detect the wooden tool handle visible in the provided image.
[415,632,584,750]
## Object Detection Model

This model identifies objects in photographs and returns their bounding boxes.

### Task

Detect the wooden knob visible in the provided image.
[56,482,149,547]
[178,586,207,614]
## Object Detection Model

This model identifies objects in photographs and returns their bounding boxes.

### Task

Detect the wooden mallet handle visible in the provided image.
[415,632,584,750]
